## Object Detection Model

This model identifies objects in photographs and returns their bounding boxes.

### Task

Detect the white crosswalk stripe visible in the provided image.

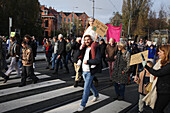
[45,94,109,113]
[0,79,66,97]
[0,86,83,113]
[0,71,132,113]
[0,74,49,85]
[91,100,131,113]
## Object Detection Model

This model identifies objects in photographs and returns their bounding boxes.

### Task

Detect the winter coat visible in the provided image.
[105,43,118,62]
[99,43,107,58]
[71,41,81,63]
[145,63,170,94]
[112,50,130,84]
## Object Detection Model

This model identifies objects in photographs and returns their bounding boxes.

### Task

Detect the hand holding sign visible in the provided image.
[92,19,108,37]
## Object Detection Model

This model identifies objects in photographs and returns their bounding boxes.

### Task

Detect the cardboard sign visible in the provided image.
[130,50,148,66]
[92,19,108,37]
[10,32,16,37]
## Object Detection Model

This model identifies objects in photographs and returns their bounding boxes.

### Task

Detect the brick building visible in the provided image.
[41,5,89,37]
[41,5,61,37]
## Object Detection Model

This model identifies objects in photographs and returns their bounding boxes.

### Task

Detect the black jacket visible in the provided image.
[57,39,66,57]
[145,63,170,94]
[99,43,107,57]
[71,41,81,63]
[80,46,102,75]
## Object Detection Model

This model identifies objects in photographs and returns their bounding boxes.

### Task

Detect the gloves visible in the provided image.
[142,61,147,67]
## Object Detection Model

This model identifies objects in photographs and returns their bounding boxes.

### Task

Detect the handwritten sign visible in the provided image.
[92,19,108,37]
[10,32,16,37]
[130,50,148,66]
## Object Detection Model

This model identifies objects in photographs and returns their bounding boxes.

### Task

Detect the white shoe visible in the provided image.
[91,96,99,102]
[91,65,96,68]
[77,105,85,112]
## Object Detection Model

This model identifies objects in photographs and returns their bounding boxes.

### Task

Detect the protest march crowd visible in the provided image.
[0,17,170,113]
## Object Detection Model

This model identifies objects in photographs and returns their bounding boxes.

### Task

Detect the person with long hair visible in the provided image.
[142,45,170,113]
[81,17,99,67]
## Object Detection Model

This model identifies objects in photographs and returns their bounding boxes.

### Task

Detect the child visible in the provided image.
[134,61,154,113]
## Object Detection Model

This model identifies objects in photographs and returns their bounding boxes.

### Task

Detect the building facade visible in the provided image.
[41,5,89,37]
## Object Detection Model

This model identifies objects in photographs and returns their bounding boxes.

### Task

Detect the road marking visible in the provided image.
[102,67,109,71]
[91,100,131,113]
[0,75,49,85]
[0,79,66,97]
[45,94,109,113]
[0,86,83,113]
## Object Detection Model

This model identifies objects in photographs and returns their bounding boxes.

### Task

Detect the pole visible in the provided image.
[9,17,12,37]
[93,0,95,18]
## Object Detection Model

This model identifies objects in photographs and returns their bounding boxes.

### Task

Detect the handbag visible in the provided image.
[145,82,153,93]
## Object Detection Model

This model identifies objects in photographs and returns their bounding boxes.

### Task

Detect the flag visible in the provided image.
[106,24,121,42]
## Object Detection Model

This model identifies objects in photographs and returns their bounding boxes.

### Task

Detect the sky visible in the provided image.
[39,0,170,24]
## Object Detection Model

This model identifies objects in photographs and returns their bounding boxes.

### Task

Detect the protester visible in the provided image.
[81,17,99,68]
[50,36,62,70]
[112,41,130,100]
[105,38,118,81]
[77,35,101,112]
[0,37,9,82]
[53,34,69,74]
[99,39,108,68]
[19,41,39,87]
[24,35,37,68]
[66,38,74,66]
[148,45,156,62]
[71,37,82,87]
[45,40,53,69]
[5,37,20,83]
[134,61,154,113]
[142,45,170,113]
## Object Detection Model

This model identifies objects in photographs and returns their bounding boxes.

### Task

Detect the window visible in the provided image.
[61,13,62,17]
[72,14,74,18]
[83,14,85,18]
[85,20,87,24]
[43,10,48,15]
[45,20,48,28]
[68,18,70,22]
[64,18,66,22]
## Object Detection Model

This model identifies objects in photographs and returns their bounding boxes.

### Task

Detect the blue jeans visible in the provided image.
[114,83,125,97]
[81,72,99,107]
[66,52,73,65]
[51,53,62,69]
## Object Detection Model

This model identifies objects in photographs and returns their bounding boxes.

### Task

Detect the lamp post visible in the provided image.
[9,17,12,37]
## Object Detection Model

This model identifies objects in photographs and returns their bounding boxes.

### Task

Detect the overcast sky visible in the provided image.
[39,0,170,24]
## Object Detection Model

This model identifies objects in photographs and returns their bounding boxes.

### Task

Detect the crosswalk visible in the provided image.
[0,71,132,113]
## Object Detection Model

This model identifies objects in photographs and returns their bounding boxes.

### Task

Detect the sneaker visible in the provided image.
[77,105,85,112]
[91,96,99,102]
[91,65,96,68]
[74,81,78,87]
[50,68,54,70]
[52,71,58,75]
[3,76,9,83]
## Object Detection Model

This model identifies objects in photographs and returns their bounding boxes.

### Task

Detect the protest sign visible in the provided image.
[92,19,108,37]
[130,50,148,66]
[10,32,16,37]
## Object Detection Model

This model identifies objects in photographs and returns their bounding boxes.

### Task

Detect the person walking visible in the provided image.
[53,34,69,74]
[45,40,53,69]
[99,39,108,68]
[134,61,154,113]
[66,38,74,66]
[0,37,9,82]
[112,41,130,100]
[71,37,82,87]
[77,35,101,112]
[142,45,170,113]
[19,41,39,87]
[5,37,20,82]
[105,38,118,81]
[50,36,62,70]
